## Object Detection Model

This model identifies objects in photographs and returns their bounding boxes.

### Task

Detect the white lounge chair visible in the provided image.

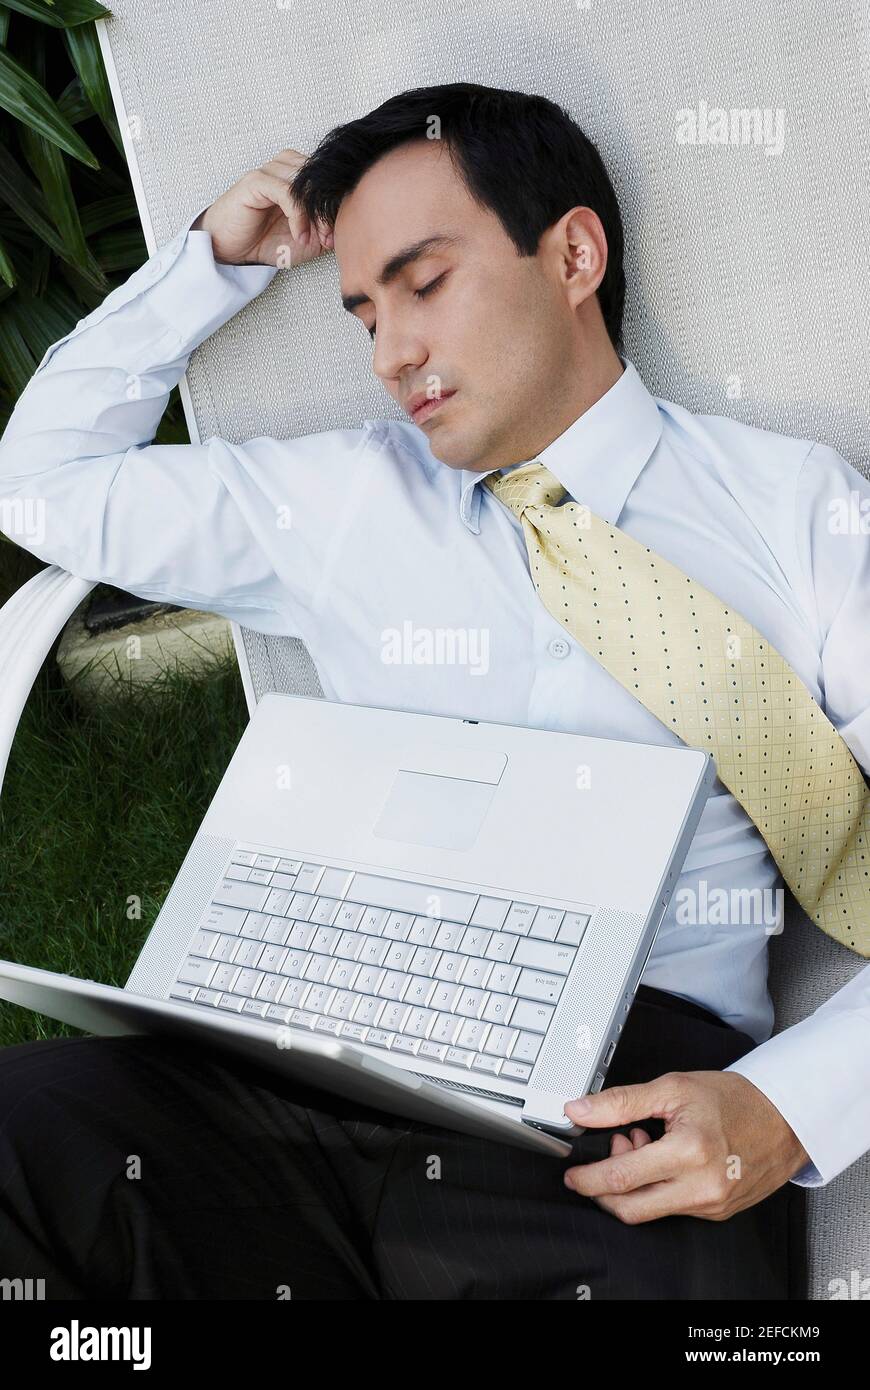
[1,0,868,1299]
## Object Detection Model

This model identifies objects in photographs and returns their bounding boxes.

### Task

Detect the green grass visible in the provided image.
[0,535,249,1047]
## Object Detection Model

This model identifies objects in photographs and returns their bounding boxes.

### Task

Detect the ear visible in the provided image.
[547,205,609,310]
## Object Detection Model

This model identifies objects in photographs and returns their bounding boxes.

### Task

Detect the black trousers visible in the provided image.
[0,984,802,1300]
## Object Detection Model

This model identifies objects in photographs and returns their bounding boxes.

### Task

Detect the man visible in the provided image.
[0,82,867,1300]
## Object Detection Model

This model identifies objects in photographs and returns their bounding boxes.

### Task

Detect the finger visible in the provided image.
[630,1127,652,1147]
[563,1073,685,1130]
[593,1177,695,1225]
[609,1131,634,1157]
[564,1131,682,1197]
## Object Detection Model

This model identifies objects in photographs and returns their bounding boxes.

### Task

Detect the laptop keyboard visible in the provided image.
[168,847,592,1086]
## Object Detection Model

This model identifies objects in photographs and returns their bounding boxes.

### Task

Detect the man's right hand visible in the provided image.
[190,149,333,268]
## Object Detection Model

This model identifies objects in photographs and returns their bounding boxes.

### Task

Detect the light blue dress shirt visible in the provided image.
[1,216,869,1189]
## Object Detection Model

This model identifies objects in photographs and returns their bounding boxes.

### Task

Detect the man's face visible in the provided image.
[333,138,585,472]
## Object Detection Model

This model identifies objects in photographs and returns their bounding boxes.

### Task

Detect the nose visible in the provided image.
[372,313,427,385]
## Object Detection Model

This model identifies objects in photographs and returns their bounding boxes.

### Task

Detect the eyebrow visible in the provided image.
[340,234,463,313]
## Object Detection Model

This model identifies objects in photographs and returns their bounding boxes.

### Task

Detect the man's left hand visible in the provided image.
[561,1071,810,1222]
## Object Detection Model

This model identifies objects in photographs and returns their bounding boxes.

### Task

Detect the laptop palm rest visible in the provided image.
[373,746,508,851]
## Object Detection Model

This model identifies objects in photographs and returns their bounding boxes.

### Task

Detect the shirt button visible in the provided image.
[548,637,570,659]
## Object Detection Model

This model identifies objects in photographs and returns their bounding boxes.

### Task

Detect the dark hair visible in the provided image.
[292,82,625,354]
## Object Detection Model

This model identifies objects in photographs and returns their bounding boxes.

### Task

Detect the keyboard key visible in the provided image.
[487,963,521,994]
[317,867,354,897]
[305,985,335,1015]
[277,858,302,874]
[358,937,390,966]
[225,863,251,881]
[512,1032,543,1063]
[444,1047,474,1069]
[501,1060,533,1082]
[264,889,292,916]
[354,965,384,995]
[212,879,269,912]
[512,939,576,975]
[254,854,280,871]
[430,981,461,1012]
[291,864,322,892]
[198,904,248,935]
[280,949,309,978]
[314,1017,342,1035]
[211,964,239,992]
[234,968,264,996]
[457,1019,489,1050]
[346,872,478,923]
[287,892,317,919]
[409,947,440,976]
[310,925,340,954]
[242,999,270,1018]
[286,921,316,950]
[469,896,511,930]
[217,993,245,1012]
[334,902,366,931]
[403,976,437,1007]
[230,851,257,867]
[339,1022,368,1041]
[434,953,463,982]
[241,913,270,939]
[456,987,488,1018]
[506,999,554,1032]
[190,929,218,957]
[262,917,292,945]
[382,912,414,940]
[383,942,415,971]
[404,1007,437,1038]
[169,984,198,1002]
[482,993,516,1025]
[278,979,309,1009]
[177,957,215,986]
[434,921,464,950]
[515,970,565,1004]
[471,1055,502,1075]
[392,1037,420,1055]
[365,1029,392,1049]
[529,907,564,940]
[258,944,287,973]
[459,957,492,989]
[194,988,221,1006]
[265,1004,291,1023]
[431,1013,463,1044]
[483,1025,518,1057]
[408,916,440,945]
[302,954,332,983]
[310,898,341,925]
[326,990,357,1019]
[269,872,297,890]
[380,1002,410,1031]
[418,1041,449,1062]
[231,939,264,968]
[460,926,492,956]
[502,903,536,936]
[376,970,408,1001]
[247,869,272,885]
[484,932,518,962]
[358,907,388,934]
[351,996,383,1026]
[290,1009,317,1029]
[558,913,591,946]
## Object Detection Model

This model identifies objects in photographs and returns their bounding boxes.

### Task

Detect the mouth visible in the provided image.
[411,389,457,425]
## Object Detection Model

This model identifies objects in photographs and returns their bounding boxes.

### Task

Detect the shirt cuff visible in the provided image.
[724,1004,870,1187]
[142,208,279,351]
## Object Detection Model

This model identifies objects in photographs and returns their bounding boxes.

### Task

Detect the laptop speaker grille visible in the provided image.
[415,1073,524,1106]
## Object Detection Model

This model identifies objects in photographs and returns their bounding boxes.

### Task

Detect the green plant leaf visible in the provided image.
[0,1,112,29]
[0,306,37,398]
[0,231,16,288]
[63,22,122,156]
[0,143,108,291]
[0,46,100,166]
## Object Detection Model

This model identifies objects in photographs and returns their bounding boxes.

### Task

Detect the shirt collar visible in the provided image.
[457,355,664,534]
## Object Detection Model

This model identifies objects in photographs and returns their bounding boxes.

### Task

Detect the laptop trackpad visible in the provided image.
[373,769,498,851]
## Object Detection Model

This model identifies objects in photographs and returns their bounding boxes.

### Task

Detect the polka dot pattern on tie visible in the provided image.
[483,459,869,955]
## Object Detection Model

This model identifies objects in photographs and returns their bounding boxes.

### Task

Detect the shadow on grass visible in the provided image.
[0,538,248,1047]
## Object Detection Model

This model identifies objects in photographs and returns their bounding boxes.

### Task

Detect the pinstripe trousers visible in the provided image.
[0,985,801,1300]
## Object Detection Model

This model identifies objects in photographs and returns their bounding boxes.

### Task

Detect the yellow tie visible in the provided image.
[484,460,870,956]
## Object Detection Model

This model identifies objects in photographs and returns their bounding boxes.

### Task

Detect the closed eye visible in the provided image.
[367,271,449,340]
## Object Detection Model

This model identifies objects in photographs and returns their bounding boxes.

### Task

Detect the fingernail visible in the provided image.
[567,1097,591,1114]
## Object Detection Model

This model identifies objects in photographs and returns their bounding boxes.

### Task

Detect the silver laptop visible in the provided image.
[0,692,715,1158]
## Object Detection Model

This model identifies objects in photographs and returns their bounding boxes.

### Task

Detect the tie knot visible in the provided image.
[482,459,567,520]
